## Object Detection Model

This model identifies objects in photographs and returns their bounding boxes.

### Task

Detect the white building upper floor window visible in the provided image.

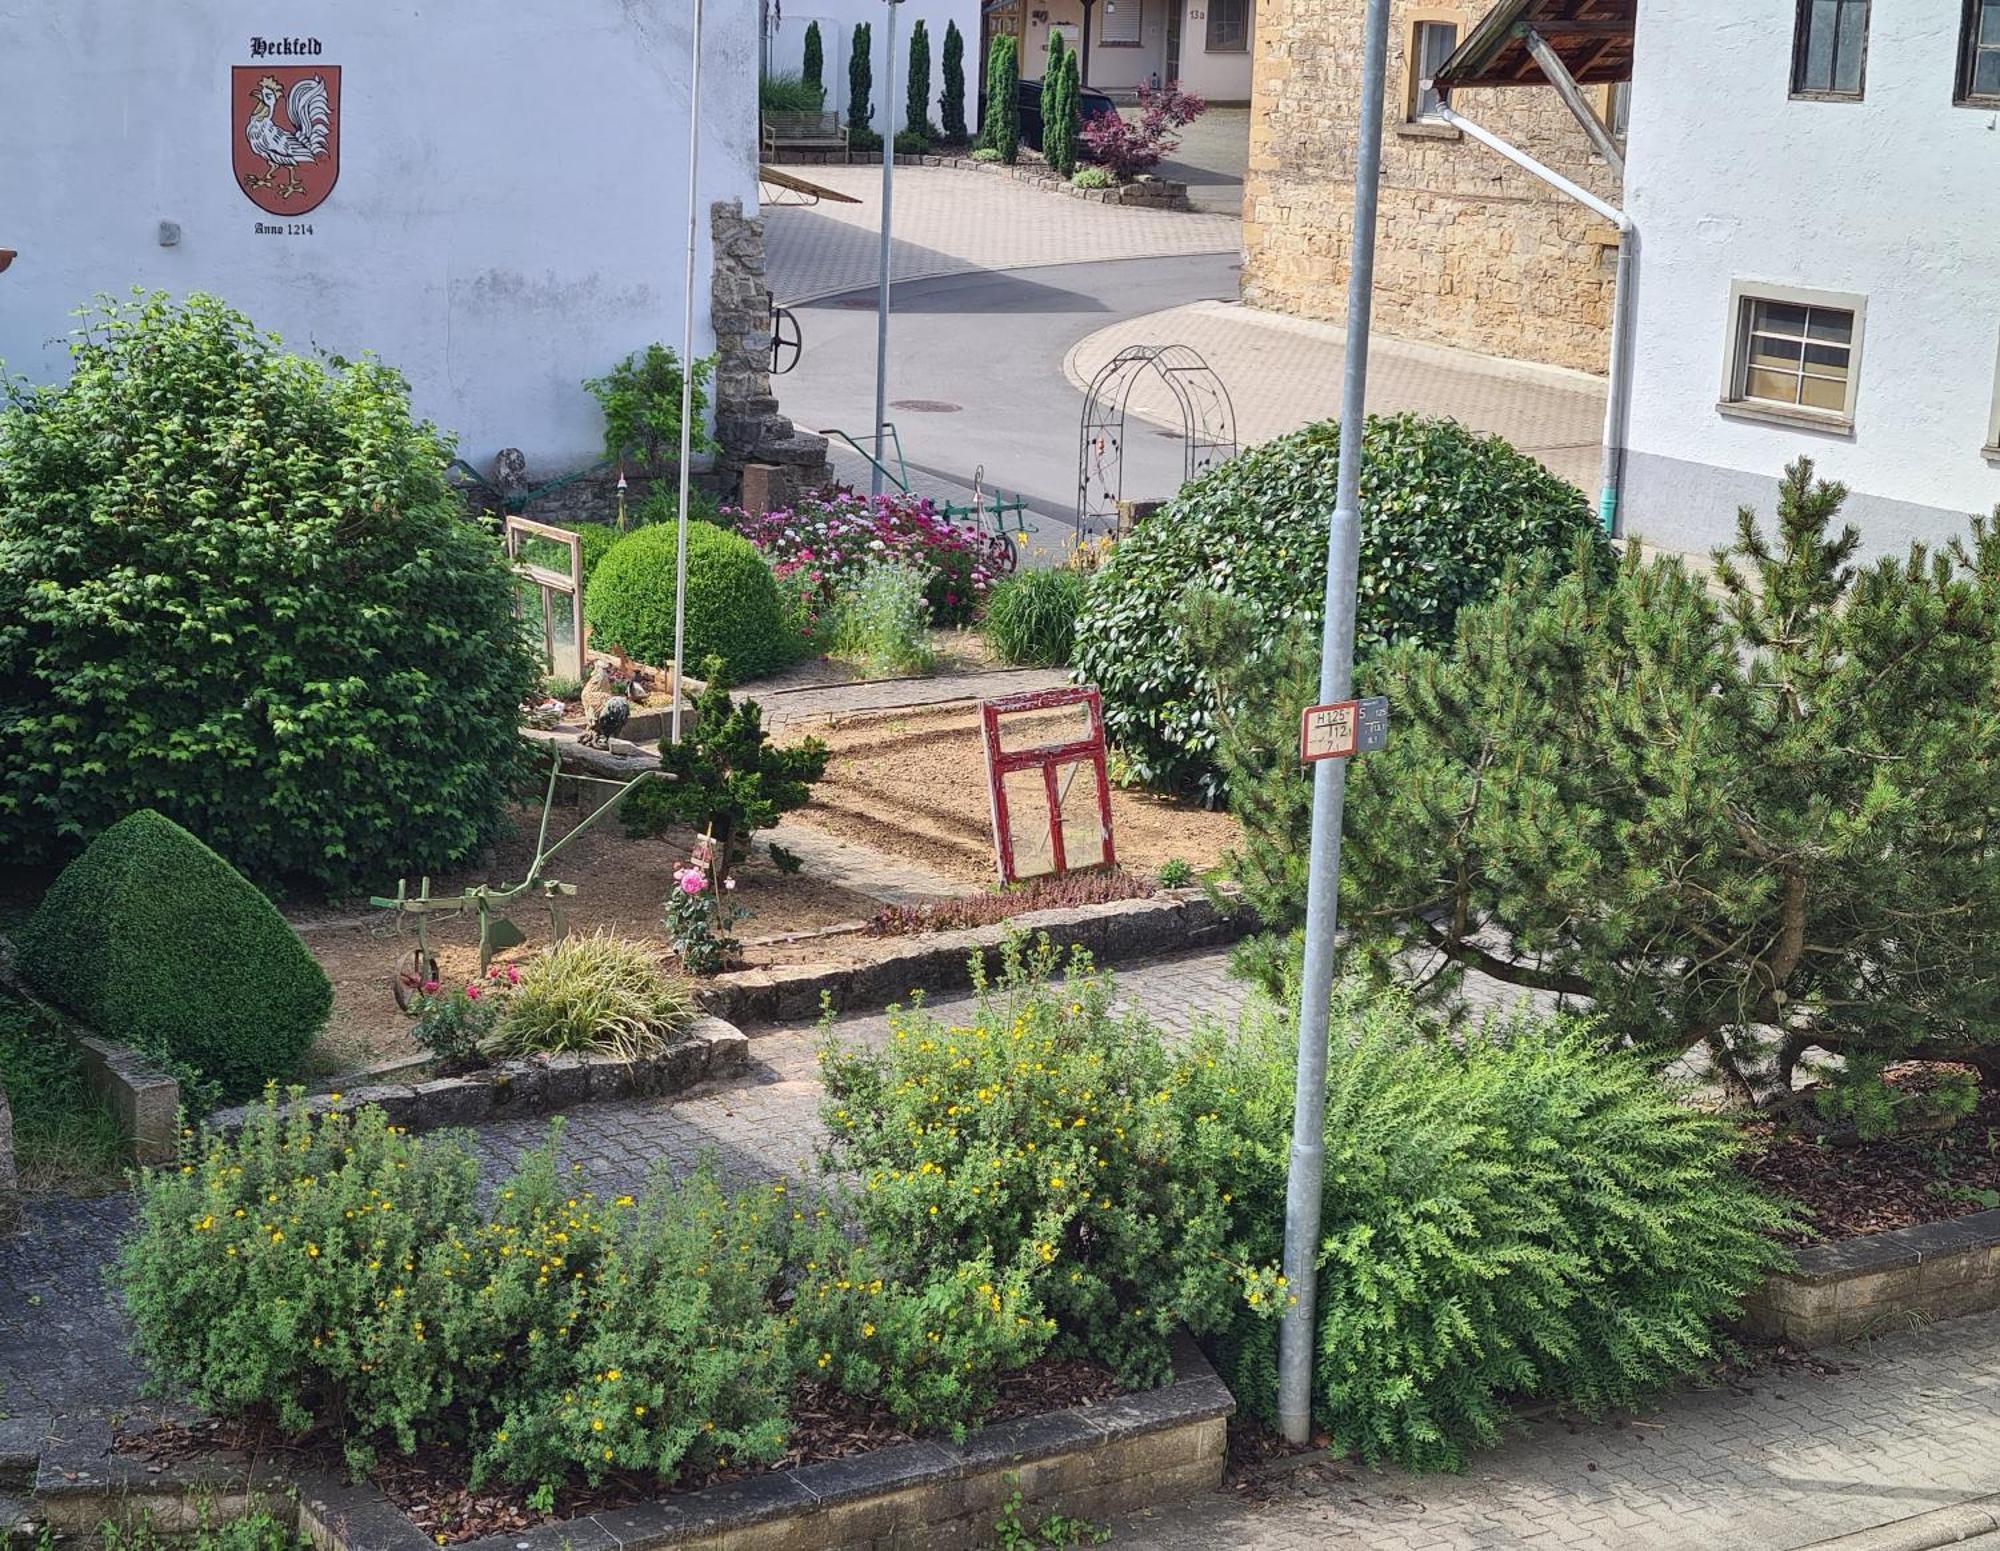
[1720,283,1866,431]
[1205,0,1248,52]
[1410,20,1459,119]
[1791,0,1869,99]
[1958,0,2000,105]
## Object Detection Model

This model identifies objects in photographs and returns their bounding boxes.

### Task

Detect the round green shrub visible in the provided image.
[17,810,332,1101]
[1070,414,1601,799]
[0,292,539,890]
[983,568,1088,666]
[584,520,798,680]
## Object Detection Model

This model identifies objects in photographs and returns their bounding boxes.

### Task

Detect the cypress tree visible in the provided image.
[941,20,969,143]
[1041,32,1066,166]
[848,21,873,136]
[978,34,1021,163]
[1046,45,1082,176]
[905,19,933,142]
[802,21,825,107]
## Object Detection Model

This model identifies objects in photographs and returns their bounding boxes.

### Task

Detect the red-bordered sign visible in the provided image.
[1301,696,1390,763]
[980,686,1117,886]
[233,66,341,215]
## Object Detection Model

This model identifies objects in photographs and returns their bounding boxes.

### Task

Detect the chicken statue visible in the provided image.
[576,659,632,751]
[242,74,332,202]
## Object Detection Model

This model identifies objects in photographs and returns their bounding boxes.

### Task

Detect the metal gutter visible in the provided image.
[1431,99,1635,537]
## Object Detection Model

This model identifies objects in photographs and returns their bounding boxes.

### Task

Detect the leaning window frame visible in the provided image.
[1716,280,1867,433]
[1789,0,1870,101]
[1957,0,2000,106]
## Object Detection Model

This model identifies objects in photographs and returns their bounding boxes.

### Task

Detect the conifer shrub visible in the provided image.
[802,21,826,103]
[584,521,799,681]
[18,811,331,1102]
[848,21,874,134]
[905,19,936,140]
[978,35,1021,162]
[0,292,539,890]
[940,20,970,142]
[1071,414,1598,800]
[1177,984,1796,1472]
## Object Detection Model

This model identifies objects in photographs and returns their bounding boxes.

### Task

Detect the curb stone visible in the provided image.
[1788,1495,2000,1550]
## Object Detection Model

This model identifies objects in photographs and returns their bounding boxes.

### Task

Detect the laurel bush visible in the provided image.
[584,520,800,681]
[1070,414,1600,800]
[0,293,540,890]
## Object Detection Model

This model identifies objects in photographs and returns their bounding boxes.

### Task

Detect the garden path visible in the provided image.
[7,949,1998,1550]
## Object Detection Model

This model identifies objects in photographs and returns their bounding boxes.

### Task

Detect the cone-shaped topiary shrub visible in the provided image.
[584,520,800,681]
[17,810,332,1102]
[1071,414,1601,801]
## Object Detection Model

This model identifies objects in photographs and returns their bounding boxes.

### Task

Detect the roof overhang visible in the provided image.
[1433,0,1635,89]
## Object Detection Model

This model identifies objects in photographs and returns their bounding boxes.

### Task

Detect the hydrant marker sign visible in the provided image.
[1300,696,1390,763]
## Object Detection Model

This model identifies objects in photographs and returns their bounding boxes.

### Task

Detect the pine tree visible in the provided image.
[848,21,873,135]
[1045,45,1082,176]
[802,21,825,107]
[940,20,969,143]
[904,19,934,144]
[1041,29,1067,162]
[1207,458,2000,1114]
[978,34,1021,162]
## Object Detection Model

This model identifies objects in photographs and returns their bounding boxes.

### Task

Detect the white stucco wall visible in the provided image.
[1622,0,2000,553]
[766,1,981,134]
[1173,1,1255,102]
[0,1,757,472]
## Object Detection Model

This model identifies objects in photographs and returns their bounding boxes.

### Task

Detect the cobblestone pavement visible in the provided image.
[1066,297,1609,492]
[8,949,1998,1551]
[765,164,1240,305]
[1148,106,1250,216]
[1110,1309,2000,1549]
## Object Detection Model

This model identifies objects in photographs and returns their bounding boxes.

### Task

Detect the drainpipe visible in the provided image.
[1432,98,1634,537]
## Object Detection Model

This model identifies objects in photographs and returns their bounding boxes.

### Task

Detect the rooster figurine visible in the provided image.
[577,659,632,750]
[243,74,332,202]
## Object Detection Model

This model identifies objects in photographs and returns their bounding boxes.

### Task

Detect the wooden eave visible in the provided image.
[1433,0,1636,88]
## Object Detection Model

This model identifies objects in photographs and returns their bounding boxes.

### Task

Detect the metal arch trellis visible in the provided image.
[1076,344,1238,538]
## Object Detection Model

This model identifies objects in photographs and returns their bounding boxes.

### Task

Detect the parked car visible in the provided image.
[1012,77,1120,153]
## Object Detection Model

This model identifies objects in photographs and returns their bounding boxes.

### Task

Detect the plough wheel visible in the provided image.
[392,947,441,1014]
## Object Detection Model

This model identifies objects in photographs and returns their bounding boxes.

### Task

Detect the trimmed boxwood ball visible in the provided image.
[17,810,332,1102]
[585,519,799,681]
[1071,413,1601,800]
[0,292,539,891]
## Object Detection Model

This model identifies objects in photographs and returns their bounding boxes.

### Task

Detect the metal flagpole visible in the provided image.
[1275,0,1393,1446]
[871,0,902,496]
[671,0,706,745]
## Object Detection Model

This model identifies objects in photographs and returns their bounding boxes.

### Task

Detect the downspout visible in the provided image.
[1432,97,1635,537]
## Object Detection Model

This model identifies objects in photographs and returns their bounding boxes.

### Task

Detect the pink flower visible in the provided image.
[504,965,520,985]
[724,877,737,891]
[420,979,440,995]
[679,869,707,895]
[464,983,482,1001]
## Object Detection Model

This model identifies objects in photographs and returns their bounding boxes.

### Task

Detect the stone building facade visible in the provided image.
[1244,0,1624,374]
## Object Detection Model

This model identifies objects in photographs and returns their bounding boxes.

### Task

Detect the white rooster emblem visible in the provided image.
[242,74,332,201]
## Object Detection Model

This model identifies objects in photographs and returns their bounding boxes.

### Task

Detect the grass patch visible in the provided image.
[0,992,125,1196]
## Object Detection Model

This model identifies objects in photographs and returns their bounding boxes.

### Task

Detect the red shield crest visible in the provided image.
[232,65,340,215]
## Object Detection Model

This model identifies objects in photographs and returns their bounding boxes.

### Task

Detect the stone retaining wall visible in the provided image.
[1741,1210,2000,1346]
[202,1017,749,1142]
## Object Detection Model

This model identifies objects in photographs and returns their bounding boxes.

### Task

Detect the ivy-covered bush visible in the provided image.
[1071,414,1599,798]
[0,292,539,889]
[17,810,331,1102]
[584,520,799,681]
[1179,983,1795,1472]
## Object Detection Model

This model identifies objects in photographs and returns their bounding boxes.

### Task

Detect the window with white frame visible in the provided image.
[1723,285,1864,424]
[1791,0,1868,98]
[1100,0,1142,47]
[1410,21,1459,119]
[1205,0,1248,52]
[1958,0,2000,105]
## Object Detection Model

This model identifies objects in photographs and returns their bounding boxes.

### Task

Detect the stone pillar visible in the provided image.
[710,199,832,509]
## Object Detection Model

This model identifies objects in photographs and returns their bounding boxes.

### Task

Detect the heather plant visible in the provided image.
[830,558,938,677]
[0,292,537,891]
[1175,984,1796,1470]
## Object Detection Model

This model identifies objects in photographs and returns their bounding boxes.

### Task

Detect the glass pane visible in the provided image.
[1750,334,1804,368]
[1800,374,1848,411]
[1805,307,1853,344]
[1833,0,1866,92]
[1422,22,1459,74]
[1982,0,2000,46]
[1803,341,1850,371]
[1802,0,1837,89]
[1753,299,1810,334]
[1745,367,1803,404]
[1977,46,2000,95]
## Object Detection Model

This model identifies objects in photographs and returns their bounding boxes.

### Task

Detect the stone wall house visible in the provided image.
[1243,0,1626,374]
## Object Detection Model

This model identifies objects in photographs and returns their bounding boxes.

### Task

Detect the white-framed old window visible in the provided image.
[1719,282,1866,429]
[1409,20,1459,119]
[1205,0,1248,52]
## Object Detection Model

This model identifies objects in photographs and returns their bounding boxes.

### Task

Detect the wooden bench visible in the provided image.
[760,110,851,162]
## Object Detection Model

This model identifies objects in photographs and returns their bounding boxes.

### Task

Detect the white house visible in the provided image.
[986,0,1257,103]
[0,0,758,473]
[763,1,984,135]
[1620,0,2000,554]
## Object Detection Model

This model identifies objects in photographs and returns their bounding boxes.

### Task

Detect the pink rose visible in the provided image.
[420,979,441,995]
[679,870,707,895]
[464,983,482,1001]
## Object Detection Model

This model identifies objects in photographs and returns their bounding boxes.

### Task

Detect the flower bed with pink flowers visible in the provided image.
[732,491,1011,633]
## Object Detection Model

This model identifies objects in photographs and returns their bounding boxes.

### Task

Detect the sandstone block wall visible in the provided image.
[1244,0,1623,374]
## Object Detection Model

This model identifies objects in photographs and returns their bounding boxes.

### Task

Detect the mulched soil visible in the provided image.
[1743,1066,2000,1245]
[116,1357,1119,1546]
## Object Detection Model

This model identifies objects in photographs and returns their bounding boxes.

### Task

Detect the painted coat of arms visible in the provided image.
[232,65,340,214]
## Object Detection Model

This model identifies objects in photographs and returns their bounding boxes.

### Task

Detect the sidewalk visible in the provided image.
[1065,298,1610,493]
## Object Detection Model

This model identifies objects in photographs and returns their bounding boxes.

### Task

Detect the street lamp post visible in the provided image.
[1273,0,1394,1446]
[871,0,903,496]
[670,0,706,745]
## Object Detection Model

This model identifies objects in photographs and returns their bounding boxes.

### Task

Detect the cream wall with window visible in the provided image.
[1622,0,2000,555]
[1177,0,1255,100]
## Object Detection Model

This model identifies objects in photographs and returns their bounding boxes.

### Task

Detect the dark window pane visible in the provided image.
[1802,0,1837,88]
[1833,1,1866,91]
[1982,0,2000,46]
[1805,307,1853,344]
[1803,342,1851,371]
[1750,335,1805,369]
[1755,300,1811,334]
[1978,46,2000,95]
